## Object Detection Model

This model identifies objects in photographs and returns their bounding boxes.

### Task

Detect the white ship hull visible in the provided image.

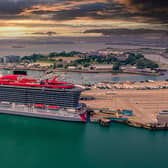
[0,105,87,123]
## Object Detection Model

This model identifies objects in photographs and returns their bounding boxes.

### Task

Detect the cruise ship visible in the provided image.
[0,74,87,122]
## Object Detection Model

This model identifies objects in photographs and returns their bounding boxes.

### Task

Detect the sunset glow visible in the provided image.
[0,0,166,38]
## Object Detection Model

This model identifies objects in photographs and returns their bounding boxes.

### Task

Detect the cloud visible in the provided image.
[21,1,130,21]
[32,31,57,36]
[15,0,167,25]
[0,0,167,24]
[84,28,168,36]
[0,0,167,38]
[0,0,59,19]
[116,0,168,12]
[115,0,168,23]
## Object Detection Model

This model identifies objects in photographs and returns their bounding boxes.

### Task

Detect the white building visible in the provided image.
[67,66,77,70]
[91,64,113,70]
[3,55,20,63]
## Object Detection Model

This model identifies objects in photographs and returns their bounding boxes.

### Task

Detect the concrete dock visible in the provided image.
[81,88,168,125]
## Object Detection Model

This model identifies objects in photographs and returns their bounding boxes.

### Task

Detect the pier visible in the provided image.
[80,86,168,130]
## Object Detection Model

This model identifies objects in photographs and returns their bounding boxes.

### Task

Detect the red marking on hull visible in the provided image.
[48,105,59,109]
[79,114,87,122]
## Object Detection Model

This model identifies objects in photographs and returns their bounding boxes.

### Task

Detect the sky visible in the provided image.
[0,0,167,38]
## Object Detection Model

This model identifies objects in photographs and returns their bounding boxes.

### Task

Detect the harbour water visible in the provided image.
[61,71,168,84]
[0,115,168,168]
[1,70,168,84]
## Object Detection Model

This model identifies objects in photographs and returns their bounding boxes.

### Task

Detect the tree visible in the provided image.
[83,63,90,67]
[49,52,57,58]
[58,59,63,62]
[113,62,121,71]
[136,58,146,69]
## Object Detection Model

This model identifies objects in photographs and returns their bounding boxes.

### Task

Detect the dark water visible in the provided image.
[0,115,168,168]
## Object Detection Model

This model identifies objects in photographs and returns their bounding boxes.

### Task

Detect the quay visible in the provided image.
[45,69,161,76]
[80,85,168,130]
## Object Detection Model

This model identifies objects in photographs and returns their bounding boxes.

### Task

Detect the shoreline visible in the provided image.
[0,67,162,76]
[94,117,168,131]
[46,69,162,76]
